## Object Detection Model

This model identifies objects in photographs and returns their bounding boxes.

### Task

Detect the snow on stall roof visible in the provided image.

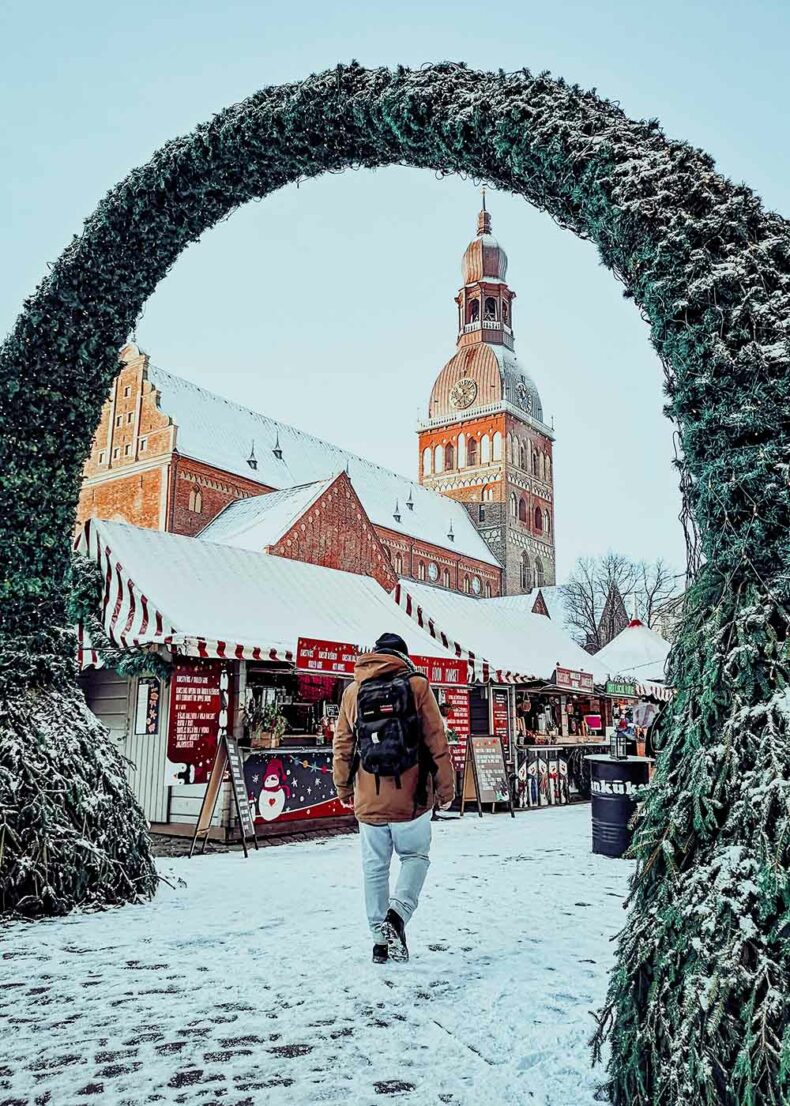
[89,519,456,659]
[401,580,609,682]
[147,365,498,566]
[197,478,334,551]
[486,586,574,632]
[594,619,671,683]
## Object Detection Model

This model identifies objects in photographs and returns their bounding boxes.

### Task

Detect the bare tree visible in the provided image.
[562,552,680,652]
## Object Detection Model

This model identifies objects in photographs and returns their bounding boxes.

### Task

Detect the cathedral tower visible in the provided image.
[418,198,556,593]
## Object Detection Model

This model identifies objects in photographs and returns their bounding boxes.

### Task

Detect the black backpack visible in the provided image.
[351,665,427,795]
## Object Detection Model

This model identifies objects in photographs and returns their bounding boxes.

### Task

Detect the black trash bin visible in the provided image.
[584,754,651,858]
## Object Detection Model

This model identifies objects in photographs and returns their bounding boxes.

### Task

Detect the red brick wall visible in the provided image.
[77,465,168,533]
[270,473,397,591]
[375,526,501,597]
[170,457,274,537]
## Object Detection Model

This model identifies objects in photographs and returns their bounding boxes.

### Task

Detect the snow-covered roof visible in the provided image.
[146,364,498,567]
[594,620,671,683]
[397,580,609,683]
[78,519,458,662]
[197,478,334,551]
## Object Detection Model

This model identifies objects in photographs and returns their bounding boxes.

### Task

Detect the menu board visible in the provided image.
[443,687,471,771]
[463,735,511,806]
[491,687,510,756]
[166,660,224,785]
[225,734,257,841]
[411,656,468,687]
[296,637,357,675]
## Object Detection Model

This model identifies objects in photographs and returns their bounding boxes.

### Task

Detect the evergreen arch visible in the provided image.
[1,62,789,1105]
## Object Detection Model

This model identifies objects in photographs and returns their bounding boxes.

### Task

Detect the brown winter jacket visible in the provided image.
[333,652,456,825]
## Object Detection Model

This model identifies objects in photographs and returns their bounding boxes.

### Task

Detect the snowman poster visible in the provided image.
[244,750,347,824]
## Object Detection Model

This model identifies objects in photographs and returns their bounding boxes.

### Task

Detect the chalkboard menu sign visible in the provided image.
[461,735,514,817]
[444,687,471,772]
[225,734,256,842]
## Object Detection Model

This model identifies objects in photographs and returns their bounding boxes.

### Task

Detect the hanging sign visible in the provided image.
[554,667,594,694]
[605,679,638,698]
[490,687,511,756]
[166,659,225,785]
[461,735,514,818]
[411,655,468,687]
[296,637,358,675]
[134,677,161,736]
[443,686,471,772]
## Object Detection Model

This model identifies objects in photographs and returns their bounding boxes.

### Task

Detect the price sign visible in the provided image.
[296,637,358,675]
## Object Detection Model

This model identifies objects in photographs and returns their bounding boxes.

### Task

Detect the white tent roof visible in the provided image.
[197,478,334,551]
[395,580,609,683]
[78,519,459,664]
[594,620,670,683]
[147,364,498,566]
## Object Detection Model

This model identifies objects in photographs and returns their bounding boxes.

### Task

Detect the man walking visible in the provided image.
[333,633,455,963]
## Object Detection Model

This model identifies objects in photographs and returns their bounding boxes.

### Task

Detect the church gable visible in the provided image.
[269,472,397,591]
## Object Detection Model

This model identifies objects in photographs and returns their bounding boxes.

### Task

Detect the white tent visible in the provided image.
[77,519,461,666]
[594,619,671,684]
[393,579,609,684]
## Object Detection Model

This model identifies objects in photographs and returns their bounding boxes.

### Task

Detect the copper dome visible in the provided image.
[462,207,508,284]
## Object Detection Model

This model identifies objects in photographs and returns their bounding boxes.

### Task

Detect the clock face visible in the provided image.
[427,562,439,582]
[471,575,482,595]
[450,377,478,410]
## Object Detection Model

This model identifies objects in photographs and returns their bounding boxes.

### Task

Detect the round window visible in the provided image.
[427,562,439,582]
[471,575,482,595]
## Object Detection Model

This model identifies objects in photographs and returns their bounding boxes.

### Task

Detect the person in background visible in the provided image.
[333,633,455,964]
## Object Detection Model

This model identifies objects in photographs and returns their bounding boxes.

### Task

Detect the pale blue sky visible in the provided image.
[2,0,788,579]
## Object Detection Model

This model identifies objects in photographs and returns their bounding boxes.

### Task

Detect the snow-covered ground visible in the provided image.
[1,806,632,1106]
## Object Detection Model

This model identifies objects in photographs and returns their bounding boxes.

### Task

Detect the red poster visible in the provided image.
[296,637,358,675]
[412,655,469,687]
[443,687,470,772]
[166,659,224,785]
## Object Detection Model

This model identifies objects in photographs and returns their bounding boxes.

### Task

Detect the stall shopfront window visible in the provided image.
[243,665,349,749]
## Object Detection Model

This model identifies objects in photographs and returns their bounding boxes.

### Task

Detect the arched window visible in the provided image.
[520,443,528,470]
[532,451,539,475]
[492,431,503,461]
[518,497,528,523]
[541,453,548,480]
[545,511,551,534]
[502,299,510,325]
[444,442,455,470]
[485,582,492,598]
[509,492,518,517]
[535,558,545,588]
[442,568,451,588]
[457,433,466,467]
[484,297,497,321]
[395,552,403,575]
[463,575,471,594]
[418,561,426,581]
[481,434,491,464]
[467,298,480,323]
[546,455,552,481]
[189,486,202,513]
[507,434,514,463]
[482,486,494,502]
[520,554,532,592]
[434,444,444,473]
[422,447,432,477]
[467,438,478,466]
[534,506,543,531]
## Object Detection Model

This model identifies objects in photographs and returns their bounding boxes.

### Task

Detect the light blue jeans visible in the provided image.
[358,811,433,941]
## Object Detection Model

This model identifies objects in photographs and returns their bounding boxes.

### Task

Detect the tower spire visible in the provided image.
[477,188,492,236]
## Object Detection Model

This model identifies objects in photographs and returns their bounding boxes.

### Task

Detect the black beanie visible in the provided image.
[374,632,409,657]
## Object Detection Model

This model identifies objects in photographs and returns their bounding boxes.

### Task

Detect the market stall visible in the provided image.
[76,518,469,839]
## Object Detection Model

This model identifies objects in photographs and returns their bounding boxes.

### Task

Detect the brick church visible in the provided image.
[77,202,556,597]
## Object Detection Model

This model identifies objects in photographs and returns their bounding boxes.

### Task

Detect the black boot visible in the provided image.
[372,943,389,964]
[382,908,409,962]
